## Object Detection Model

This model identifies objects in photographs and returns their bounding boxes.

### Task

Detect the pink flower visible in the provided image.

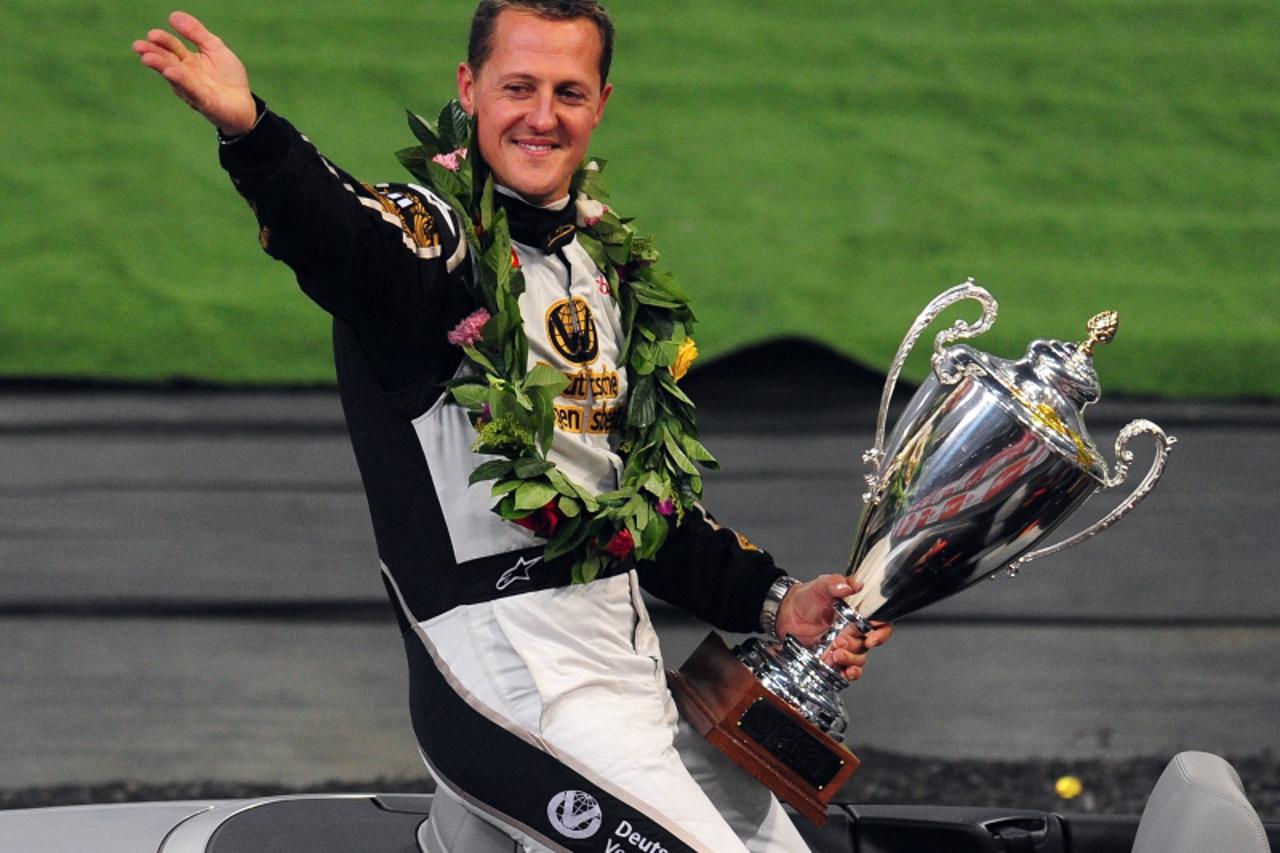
[575,195,608,228]
[431,147,468,172]
[656,498,675,517]
[447,308,490,346]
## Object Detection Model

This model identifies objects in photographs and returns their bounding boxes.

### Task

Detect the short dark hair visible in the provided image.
[468,0,615,85]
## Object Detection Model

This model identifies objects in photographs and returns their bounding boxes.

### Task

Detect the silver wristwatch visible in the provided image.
[759,575,801,637]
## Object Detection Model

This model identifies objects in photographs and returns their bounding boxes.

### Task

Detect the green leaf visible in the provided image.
[496,494,527,520]
[543,513,586,560]
[679,432,718,466]
[633,498,651,533]
[438,100,472,151]
[546,467,578,498]
[524,362,571,393]
[639,471,665,497]
[557,496,581,518]
[491,479,522,499]
[406,110,441,150]
[469,459,514,485]
[576,160,610,199]
[487,210,513,291]
[449,383,489,408]
[462,344,497,374]
[643,267,689,302]
[395,146,431,185]
[514,480,558,510]
[603,238,632,266]
[636,511,668,560]
[427,160,467,200]
[627,375,657,428]
[489,390,521,422]
[575,553,603,584]
[630,286,684,310]
[480,173,495,233]
[514,387,534,413]
[631,234,659,263]
[576,232,610,272]
[657,371,695,407]
[514,457,554,479]
[662,426,698,475]
[569,479,601,513]
[532,393,557,455]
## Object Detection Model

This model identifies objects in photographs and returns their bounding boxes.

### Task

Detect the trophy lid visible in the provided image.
[946,311,1119,481]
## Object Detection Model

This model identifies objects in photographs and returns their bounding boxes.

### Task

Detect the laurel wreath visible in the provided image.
[395,101,717,583]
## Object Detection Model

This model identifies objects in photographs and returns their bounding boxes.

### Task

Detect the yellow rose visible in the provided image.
[671,338,698,382]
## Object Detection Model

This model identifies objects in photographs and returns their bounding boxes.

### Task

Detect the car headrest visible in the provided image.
[1132,751,1270,853]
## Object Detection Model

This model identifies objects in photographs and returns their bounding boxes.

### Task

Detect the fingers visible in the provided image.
[825,575,853,598]
[145,27,192,61]
[864,622,893,649]
[826,620,893,656]
[816,573,862,600]
[169,11,222,53]
[821,646,869,681]
[133,39,180,75]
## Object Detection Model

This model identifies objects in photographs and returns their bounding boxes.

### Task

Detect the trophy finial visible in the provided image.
[1077,310,1119,358]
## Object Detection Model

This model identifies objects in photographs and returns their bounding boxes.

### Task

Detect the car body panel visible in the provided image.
[0,801,221,853]
[1,794,1276,852]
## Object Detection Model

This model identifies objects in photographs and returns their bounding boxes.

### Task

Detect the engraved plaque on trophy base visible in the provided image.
[667,632,860,826]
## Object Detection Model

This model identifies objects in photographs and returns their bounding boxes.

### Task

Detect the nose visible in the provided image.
[525,90,557,133]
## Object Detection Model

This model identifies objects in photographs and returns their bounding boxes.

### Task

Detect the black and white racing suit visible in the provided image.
[219,104,811,853]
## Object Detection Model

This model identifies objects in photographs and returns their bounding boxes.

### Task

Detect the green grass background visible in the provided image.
[2,1,1277,396]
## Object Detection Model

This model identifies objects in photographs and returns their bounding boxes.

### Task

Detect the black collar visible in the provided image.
[495,191,577,254]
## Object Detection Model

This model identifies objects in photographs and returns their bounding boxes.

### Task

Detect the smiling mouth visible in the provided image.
[515,140,558,154]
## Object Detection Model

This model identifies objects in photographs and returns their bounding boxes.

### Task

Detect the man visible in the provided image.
[134,4,891,851]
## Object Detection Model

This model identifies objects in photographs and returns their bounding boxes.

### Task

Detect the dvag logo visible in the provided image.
[546,297,599,364]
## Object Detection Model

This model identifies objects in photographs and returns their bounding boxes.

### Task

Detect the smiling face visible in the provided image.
[457,8,612,206]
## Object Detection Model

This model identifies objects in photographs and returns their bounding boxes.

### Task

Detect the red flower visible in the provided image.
[514,500,560,537]
[511,248,521,270]
[604,528,635,558]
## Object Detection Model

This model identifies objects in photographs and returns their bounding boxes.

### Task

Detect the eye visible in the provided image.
[504,82,533,97]
[558,87,587,104]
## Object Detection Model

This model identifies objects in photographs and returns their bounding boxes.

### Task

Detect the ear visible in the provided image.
[457,62,476,114]
[593,82,613,127]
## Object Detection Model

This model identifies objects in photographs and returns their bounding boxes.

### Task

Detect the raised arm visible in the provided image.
[132,11,257,137]
[132,11,473,400]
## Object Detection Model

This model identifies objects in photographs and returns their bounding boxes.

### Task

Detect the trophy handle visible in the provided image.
[1006,419,1177,575]
[864,279,998,492]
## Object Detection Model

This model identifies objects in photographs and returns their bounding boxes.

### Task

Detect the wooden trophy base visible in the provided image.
[667,632,859,826]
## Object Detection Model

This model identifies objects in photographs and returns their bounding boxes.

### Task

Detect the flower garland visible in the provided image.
[396,101,716,583]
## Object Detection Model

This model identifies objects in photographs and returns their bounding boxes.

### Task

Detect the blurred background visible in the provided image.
[1,0,1277,820]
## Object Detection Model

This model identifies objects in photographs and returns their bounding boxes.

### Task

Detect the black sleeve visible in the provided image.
[217,101,474,395]
[636,504,785,634]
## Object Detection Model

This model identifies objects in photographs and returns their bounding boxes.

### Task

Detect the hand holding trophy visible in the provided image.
[669,280,1177,824]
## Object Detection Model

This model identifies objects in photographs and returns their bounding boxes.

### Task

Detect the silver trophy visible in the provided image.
[736,279,1177,739]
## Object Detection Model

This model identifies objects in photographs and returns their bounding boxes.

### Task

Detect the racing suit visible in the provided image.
[218,103,810,852]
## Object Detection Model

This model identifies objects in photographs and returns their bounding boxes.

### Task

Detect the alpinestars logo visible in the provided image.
[495,555,542,591]
[547,790,603,840]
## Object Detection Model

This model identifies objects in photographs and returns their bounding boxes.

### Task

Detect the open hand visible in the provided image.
[132,11,256,136]
[774,573,893,681]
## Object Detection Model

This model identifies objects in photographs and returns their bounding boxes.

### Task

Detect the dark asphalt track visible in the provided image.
[2,350,1277,816]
